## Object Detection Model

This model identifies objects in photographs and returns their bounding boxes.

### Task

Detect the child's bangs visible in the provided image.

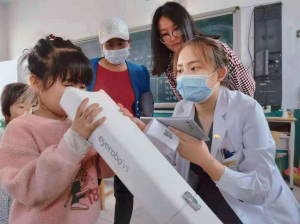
[51,50,94,87]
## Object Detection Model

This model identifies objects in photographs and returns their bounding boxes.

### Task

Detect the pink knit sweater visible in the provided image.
[0,113,113,224]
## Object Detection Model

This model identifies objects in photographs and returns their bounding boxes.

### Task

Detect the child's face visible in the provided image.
[32,75,86,117]
[9,101,36,121]
[176,45,219,89]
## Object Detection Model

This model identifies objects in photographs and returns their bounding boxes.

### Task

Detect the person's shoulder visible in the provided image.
[127,61,150,78]
[140,65,150,78]
[3,113,71,144]
[90,57,100,62]
[126,61,147,70]
[216,40,236,58]
[225,87,260,112]
[216,40,231,50]
[90,58,100,66]
[1,114,36,144]
[175,100,190,108]
[173,100,193,117]
[140,64,149,72]
[5,114,35,133]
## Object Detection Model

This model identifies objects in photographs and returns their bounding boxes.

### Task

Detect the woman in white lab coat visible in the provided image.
[168,36,300,224]
[126,36,300,223]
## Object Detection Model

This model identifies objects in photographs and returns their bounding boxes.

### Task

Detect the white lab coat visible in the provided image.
[173,86,300,224]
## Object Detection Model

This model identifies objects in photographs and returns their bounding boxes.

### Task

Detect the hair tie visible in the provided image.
[49,34,56,40]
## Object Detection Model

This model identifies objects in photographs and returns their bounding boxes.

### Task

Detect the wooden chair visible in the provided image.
[99,179,114,210]
[276,153,287,175]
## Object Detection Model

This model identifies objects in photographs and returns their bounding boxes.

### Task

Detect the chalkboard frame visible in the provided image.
[73,6,241,109]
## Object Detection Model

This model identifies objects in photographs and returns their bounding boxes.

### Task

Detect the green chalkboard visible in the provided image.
[76,14,233,105]
[195,14,233,49]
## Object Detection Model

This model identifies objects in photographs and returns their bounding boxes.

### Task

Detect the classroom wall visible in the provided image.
[5,0,300,108]
[0,60,18,119]
[281,0,300,109]
[6,0,276,60]
[6,0,165,60]
[0,3,8,61]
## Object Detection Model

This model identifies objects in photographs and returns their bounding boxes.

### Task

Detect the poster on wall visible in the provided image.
[0,60,18,118]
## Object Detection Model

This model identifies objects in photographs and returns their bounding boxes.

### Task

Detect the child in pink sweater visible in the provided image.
[0,35,114,224]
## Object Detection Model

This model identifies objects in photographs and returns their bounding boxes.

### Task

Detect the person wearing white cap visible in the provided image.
[87,17,154,224]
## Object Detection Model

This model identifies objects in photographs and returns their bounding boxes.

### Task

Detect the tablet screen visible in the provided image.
[141,117,209,141]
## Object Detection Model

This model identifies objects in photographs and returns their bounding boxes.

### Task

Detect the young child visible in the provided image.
[1,83,37,128]
[0,35,114,224]
[0,82,37,224]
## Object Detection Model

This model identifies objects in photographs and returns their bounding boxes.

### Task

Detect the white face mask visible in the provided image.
[104,47,130,65]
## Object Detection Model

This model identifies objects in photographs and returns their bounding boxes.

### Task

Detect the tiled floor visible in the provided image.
[96,178,157,224]
[97,178,300,224]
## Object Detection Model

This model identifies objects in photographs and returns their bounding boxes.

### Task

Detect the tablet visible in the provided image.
[140,117,210,141]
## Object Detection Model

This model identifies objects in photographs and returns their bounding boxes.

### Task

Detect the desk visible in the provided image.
[266,117,297,190]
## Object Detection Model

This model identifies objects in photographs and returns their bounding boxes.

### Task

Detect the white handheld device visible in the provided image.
[60,88,221,224]
[141,117,209,141]
[143,119,180,165]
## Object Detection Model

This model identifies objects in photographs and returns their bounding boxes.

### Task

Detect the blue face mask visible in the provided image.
[176,71,217,103]
[104,47,130,65]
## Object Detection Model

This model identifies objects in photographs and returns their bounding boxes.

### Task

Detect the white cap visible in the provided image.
[99,17,129,44]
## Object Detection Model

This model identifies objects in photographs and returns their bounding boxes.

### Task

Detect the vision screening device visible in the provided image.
[60,87,221,224]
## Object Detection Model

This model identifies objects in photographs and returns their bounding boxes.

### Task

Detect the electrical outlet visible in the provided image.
[263,105,271,113]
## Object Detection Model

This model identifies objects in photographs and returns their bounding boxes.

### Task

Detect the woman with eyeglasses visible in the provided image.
[151,1,255,98]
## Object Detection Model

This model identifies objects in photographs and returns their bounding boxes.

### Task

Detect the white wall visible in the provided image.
[7,0,278,60]
[0,3,8,61]
[281,0,300,109]
[6,0,169,60]
[0,60,18,119]
[5,0,300,108]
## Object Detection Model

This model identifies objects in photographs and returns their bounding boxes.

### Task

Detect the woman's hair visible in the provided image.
[19,34,93,89]
[1,83,29,125]
[173,36,229,86]
[151,1,220,75]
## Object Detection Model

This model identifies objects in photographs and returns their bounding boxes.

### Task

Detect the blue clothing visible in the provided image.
[88,58,151,117]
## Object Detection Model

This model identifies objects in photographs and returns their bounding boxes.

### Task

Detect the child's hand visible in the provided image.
[118,103,147,132]
[72,98,106,140]
[118,103,134,119]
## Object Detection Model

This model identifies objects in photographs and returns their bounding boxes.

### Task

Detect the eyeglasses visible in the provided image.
[159,28,184,44]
